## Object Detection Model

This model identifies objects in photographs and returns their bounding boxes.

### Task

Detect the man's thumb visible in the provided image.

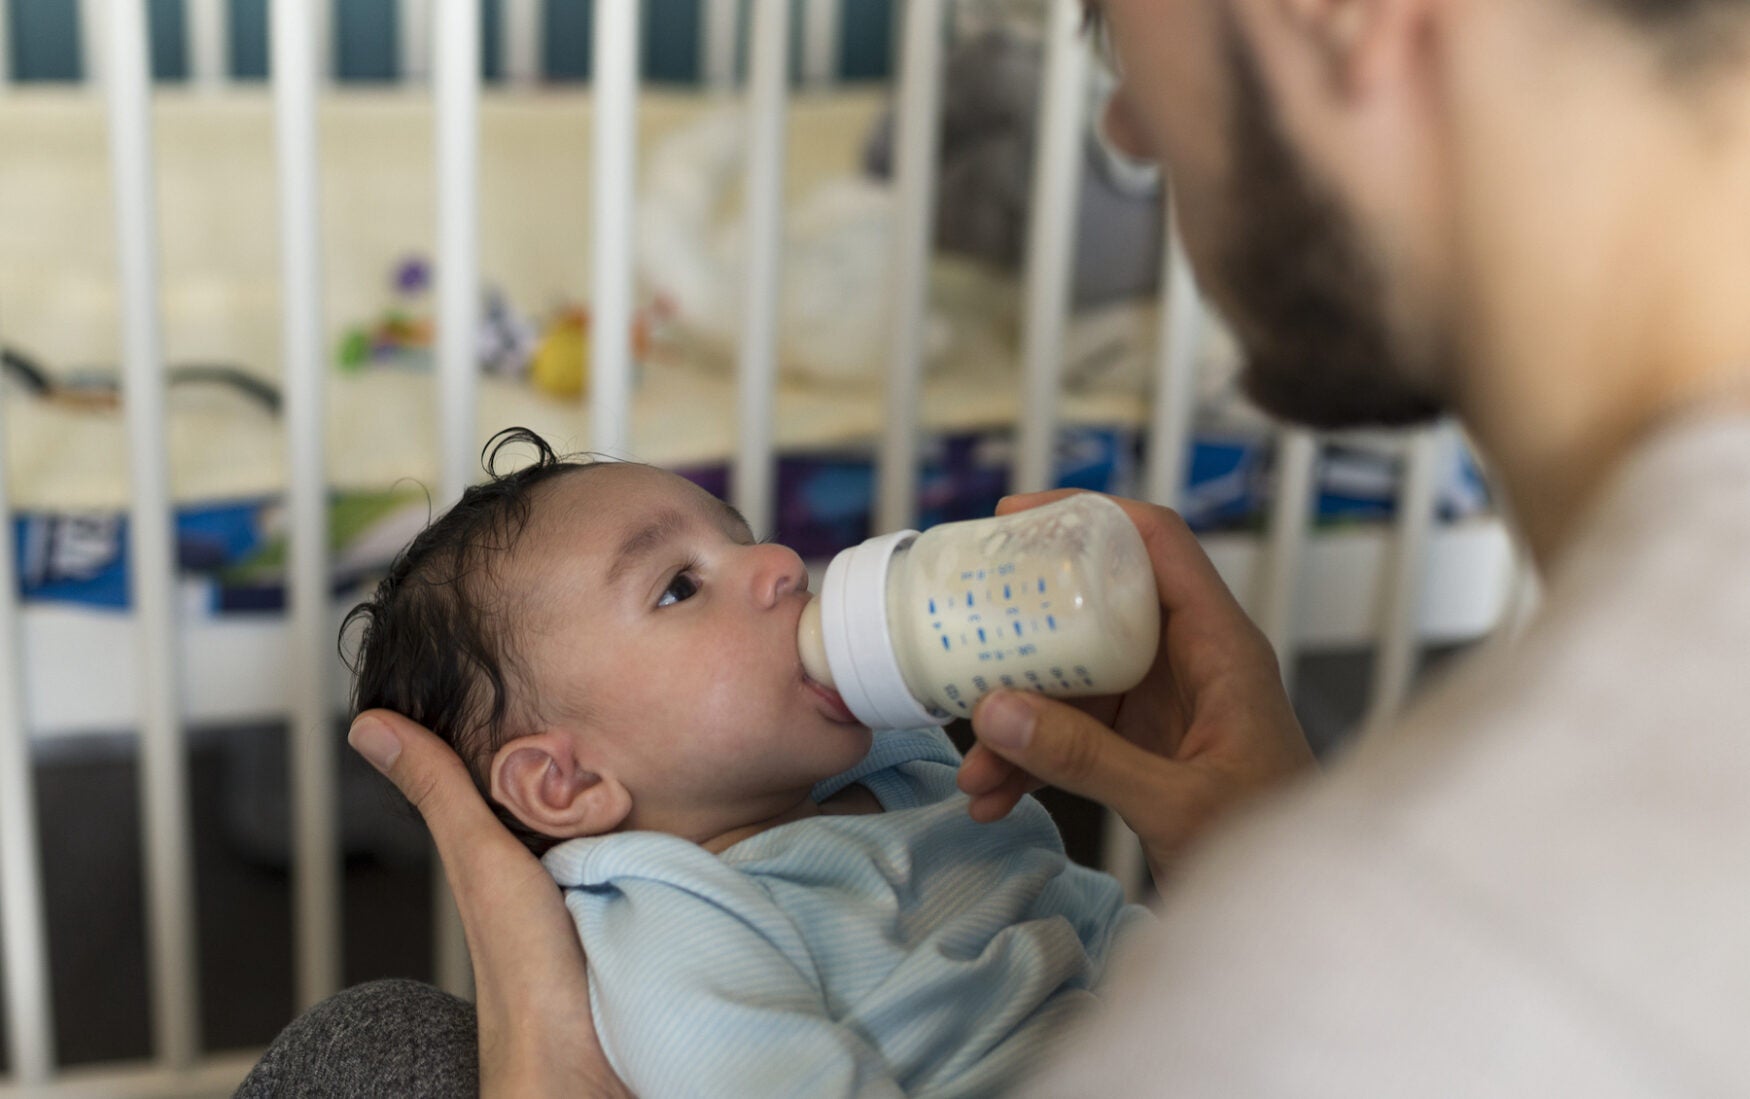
[348,714,403,774]
[970,689,1167,819]
[347,709,471,825]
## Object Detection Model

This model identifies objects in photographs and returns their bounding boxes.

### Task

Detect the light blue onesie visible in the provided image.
[542,727,1152,1098]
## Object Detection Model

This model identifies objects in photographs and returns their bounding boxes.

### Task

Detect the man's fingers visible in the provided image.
[993,489,1084,515]
[958,741,1041,821]
[957,741,1018,795]
[971,690,1183,825]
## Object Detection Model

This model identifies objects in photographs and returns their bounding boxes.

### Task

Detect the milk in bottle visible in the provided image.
[798,493,1160,730]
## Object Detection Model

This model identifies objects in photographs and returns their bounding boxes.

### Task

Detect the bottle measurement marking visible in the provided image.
[923,573,1064,668]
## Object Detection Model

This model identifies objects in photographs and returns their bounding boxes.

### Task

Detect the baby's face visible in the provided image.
[506,463,871,835]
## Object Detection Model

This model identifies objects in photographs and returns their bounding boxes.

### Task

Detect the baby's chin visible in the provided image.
[813,721,875,777]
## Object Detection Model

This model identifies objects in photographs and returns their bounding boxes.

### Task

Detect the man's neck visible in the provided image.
[1473,363,1750,574]
[1450,44,1750,571]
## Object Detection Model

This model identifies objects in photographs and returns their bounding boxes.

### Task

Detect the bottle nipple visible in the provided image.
[797,597,835,689]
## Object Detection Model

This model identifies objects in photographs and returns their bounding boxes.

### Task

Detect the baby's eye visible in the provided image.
[657,572,699,608]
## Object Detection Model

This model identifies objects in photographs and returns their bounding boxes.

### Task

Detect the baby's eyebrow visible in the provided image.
[717,498,755,542]
[606,508,689,586]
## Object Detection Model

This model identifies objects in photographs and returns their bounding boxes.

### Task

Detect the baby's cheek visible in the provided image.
[652,655,761,724]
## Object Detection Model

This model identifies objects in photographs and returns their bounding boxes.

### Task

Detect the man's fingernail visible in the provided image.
[348,717,401,773]
[977,692,1036,753]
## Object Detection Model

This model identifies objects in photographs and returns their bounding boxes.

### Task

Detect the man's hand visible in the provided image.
[955,492,1314,885]
[348,709,631,1097]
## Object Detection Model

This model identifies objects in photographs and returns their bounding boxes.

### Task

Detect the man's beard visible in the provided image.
[1210,25,1448,430]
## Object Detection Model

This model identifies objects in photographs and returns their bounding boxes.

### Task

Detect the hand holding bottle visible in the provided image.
[955,491,1316,886]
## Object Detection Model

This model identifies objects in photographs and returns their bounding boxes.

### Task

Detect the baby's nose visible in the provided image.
[752,542,808,605]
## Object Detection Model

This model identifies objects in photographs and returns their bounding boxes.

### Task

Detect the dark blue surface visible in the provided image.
[7,0,895,85]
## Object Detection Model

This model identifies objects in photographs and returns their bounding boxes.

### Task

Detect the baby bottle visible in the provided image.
[798,493,1160,730]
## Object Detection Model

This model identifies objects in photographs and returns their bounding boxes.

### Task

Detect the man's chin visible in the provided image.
[1238,355,1448,431]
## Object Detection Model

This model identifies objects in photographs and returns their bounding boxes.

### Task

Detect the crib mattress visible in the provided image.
[1,86,1246,511]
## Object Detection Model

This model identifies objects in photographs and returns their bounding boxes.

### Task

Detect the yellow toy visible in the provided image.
[529,306,655,399]
[530,308,590,398]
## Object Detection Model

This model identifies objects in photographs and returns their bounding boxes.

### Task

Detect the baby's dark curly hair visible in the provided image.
[341,427,597,855]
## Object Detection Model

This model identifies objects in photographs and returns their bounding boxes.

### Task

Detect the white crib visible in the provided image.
[0,1,1522,1093]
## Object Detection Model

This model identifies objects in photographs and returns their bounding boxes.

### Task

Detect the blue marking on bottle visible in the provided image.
[977,628,986,643]
[1038,578,1046,593]
[940,636,951,651]
[958,700,968,710]
[1047,615,1057,631]
[928,598,936,614]
[933,621,942,630]
[1003,583,1011,600]
[1014,622,1023,636]
[967,592,975,607]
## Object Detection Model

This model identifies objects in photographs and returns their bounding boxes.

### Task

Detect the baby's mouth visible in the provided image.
[802,672,858,724]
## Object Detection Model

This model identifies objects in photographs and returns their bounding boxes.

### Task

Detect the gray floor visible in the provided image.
[0,645,1466,1072]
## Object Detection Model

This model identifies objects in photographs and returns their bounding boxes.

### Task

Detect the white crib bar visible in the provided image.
[733,0,790,539]
[271,0,342,1013]
[1015,0,1088,496]
[1505,539,1543,641]
[1144,200,1201,509]
[502,0,542,85]
[1099,197,1204,901]
[802,0,839,85]
[436,0,481,511]
[400,0,433,82]
[79,0,104,87]
[106,0,201,1069]
[589,0,639,459]
[1257,429,1318,693]
[0,363,54,1086]
[314,0,332,83]
[877,0,945,534]
[433,0,482,1000]
[1365,425,1446,727]
[702,0,738,88]
[187,0,227,87]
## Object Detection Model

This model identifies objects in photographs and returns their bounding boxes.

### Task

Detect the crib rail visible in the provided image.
[876,0,943,532]
[272,0,341,1016]
[105,0,202,1074]
[0,1,1502,1092]
[0,266,53,1087]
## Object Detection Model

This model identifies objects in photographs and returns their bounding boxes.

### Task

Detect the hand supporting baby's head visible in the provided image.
[342,428,601,854]
[343,428,873,856]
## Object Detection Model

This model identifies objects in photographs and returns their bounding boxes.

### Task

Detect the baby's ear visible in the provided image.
[488,732,631,840]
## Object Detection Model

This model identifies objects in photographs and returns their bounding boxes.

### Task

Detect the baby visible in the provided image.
[345,428,1148,1097]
